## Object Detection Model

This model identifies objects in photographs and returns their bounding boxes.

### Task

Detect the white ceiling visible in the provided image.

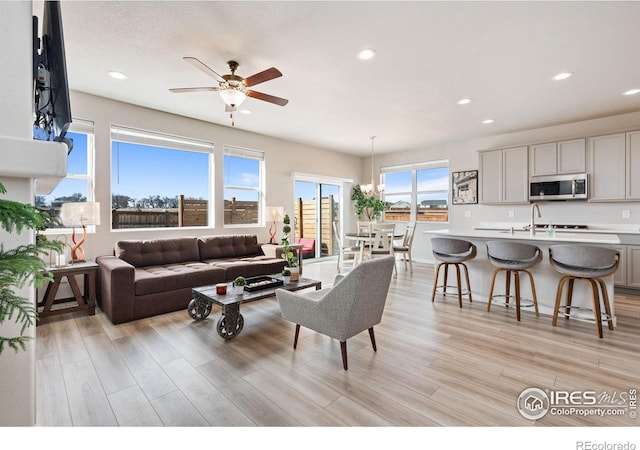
[40,1,640,156]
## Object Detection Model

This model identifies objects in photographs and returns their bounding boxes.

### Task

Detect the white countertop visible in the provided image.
[426,228,621,244]
[474,222,640,235]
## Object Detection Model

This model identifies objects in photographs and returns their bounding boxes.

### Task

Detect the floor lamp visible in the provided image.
[267,206,284,244]
[61,202,101,262]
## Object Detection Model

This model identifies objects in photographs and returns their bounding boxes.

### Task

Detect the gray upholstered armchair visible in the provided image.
[275,256,395,370]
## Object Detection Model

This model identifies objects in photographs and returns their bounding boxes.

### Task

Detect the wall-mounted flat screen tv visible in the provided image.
[33,0,73,152]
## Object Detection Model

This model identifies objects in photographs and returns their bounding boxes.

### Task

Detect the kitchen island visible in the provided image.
[426,228,622,324]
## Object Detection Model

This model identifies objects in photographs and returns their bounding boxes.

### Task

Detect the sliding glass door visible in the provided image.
[293,180,341,260]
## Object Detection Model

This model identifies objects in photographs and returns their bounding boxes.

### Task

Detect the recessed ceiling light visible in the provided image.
[623,88,640,96]
[552,72,573,81]
[239,109,252,115]
[482,119,494,124]
[357,49,376,60]
[457,98,472,105]
[108,71,127,80]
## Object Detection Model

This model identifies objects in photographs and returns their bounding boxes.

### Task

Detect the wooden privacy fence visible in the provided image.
[385,207,449,222]
[179,195,207,226]
[112,209,179,229]
[294,195,335,256]
[224,198,259,224]
[111,199,261,228]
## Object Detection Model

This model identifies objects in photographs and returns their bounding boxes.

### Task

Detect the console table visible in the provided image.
[37,261,98,322]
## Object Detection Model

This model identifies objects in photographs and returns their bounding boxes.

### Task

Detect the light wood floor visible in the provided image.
[35,258,640,428]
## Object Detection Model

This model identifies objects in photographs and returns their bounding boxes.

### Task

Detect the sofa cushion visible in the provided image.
[134,262,226,296]
[116,237,200,268]
[198,235,262,259]
[204,256,287,280]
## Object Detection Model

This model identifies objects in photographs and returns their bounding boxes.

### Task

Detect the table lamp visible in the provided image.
[61,202,101,262]
[267,206,284,244]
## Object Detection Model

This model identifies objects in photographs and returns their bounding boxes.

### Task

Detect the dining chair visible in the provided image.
[393,221,416,273]
[332,220,361,272]
[368,223,397,276]
[356,220,374,260]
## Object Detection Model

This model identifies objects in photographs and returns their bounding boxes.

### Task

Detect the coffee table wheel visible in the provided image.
[188,298,212,320]
[217,314,244,340]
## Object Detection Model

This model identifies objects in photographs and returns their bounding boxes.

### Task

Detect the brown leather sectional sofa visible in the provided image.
[96,234,286,324]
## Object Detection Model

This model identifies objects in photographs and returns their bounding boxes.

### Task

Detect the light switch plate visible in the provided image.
[623,210,630,219]
[465,210,472,218]
[508,210,515,218]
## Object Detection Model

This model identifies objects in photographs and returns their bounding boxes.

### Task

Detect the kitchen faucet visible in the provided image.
[530,203,541,236]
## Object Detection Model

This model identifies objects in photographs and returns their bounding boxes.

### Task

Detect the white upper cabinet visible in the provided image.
[529,142,557,176]
[589,133,626,201]
[479,149,502,204]
[626,130,640,200]
[479,146,528,204]
[529,138,586,176]
[557,138,587,174]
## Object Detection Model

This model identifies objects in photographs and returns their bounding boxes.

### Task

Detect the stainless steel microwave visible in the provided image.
[529,173,588,201]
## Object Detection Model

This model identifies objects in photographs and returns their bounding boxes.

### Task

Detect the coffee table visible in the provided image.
[189,275,322,340]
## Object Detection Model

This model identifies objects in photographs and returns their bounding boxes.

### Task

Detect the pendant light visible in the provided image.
[362,136,385,196]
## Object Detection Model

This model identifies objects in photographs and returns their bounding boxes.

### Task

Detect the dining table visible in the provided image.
[344,231,405,262]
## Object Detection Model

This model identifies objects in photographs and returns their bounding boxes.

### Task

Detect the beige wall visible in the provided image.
[68,91,363,260]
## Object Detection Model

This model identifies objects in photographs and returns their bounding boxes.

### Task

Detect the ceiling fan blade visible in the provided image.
[183,56,225,81]
[247,90,289,106]
[244,67,283,87]
[169,87,219,93]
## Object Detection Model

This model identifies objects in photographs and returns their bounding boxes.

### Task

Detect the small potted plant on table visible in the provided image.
[282,268,291,285]
[233,276,246,295]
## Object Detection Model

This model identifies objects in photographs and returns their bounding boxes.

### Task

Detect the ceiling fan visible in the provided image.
[170,57,288,125]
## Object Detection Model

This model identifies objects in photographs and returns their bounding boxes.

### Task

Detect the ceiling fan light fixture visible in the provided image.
[219,88,247,107]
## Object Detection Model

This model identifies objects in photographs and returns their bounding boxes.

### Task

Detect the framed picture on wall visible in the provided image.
[452,170,478,205]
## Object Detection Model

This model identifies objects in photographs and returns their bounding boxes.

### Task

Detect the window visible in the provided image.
[382,161,449,222]
[223,146,264,226]
[416,166,449,222]
[36,119,95,230]
[110,126,213,229]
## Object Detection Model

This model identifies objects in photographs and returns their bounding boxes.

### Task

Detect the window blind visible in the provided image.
[224,145,264,161]
[110,125,214,153]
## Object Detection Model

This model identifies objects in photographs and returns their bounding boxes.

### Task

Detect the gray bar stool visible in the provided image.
[549,245,618,338]
[486,241,542,321]
[431,238,476,308]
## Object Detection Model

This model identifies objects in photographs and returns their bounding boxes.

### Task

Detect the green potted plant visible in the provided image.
[281,268,291,285]
[233,276,246,295]
[280,213,299,281]
[351,184,386,221]
[0,183,62,353]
